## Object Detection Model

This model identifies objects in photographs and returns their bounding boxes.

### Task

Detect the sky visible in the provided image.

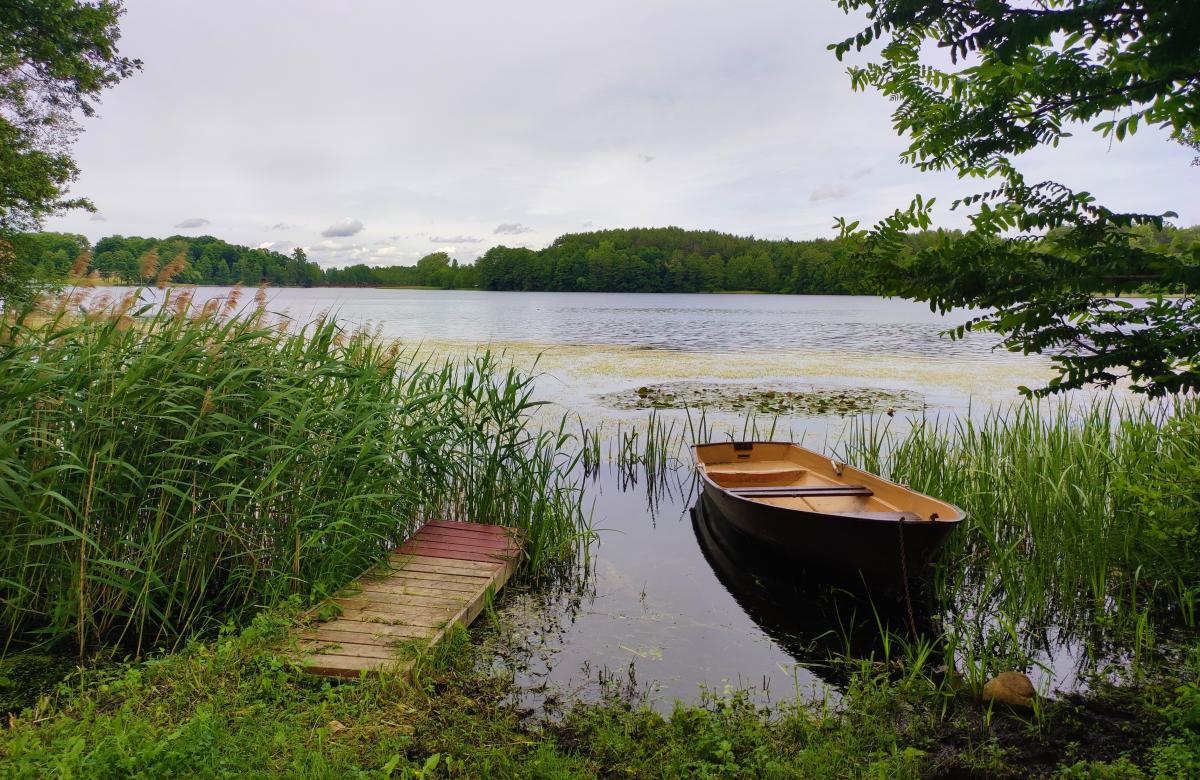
[46,0,1199,269]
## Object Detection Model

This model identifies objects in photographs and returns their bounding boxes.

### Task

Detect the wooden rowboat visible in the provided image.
[692,442,964,583]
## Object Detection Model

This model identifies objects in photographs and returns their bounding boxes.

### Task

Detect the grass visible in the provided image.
[0,605,1197,778]
[0,288,587,655]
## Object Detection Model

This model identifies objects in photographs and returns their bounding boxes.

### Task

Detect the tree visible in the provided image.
[0,1,139,301]
[831,1,1200,395]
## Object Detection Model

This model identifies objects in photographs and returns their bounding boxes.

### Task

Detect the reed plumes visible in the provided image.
[0,291,587,654]
[155,252,187,288]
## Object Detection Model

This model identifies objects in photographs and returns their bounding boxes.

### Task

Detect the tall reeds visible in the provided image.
[837,397,1200,672]
[0,291,587,654]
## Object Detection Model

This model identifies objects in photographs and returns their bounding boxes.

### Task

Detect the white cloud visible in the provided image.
[321,218,364,238]
[809,184,849,202]
[40,1,1199,249]
[429,234,481,243]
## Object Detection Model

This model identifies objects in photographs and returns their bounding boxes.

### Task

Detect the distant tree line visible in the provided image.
[10,225,1199,296]
[476,228,863,293]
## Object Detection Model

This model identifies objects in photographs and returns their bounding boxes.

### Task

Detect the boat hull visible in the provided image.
[700,480,957,584]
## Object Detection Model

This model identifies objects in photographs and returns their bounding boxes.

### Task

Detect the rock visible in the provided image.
[982,671,1036,709]
[328,719,347,732]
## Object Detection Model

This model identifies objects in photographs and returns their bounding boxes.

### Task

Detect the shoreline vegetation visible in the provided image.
[10,223,1200,297]
[0,291,1198,776]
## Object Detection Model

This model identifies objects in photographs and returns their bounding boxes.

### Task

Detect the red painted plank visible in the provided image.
[404,539,516,557]
[415,529,514,549]
[397,539,516,558]
[424,521,517,539]
[395,542,512,563]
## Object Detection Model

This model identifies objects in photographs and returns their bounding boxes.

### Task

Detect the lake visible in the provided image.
[95,287,1070,708]
[120,287,1056,436]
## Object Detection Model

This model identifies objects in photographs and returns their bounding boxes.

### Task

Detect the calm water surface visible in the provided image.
[97,287,1077,707]
[123,287,1055,436]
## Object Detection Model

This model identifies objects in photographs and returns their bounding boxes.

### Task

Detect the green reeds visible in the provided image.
[0,290,587,654]
[837,397,1200,672]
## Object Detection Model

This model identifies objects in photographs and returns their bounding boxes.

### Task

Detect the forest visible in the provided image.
[10,224,1199,295]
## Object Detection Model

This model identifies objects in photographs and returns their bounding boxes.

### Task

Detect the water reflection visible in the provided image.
[689,493,926,685]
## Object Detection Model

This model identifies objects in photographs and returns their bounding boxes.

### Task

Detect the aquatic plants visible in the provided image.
[0,290,587,654]
[836,397,1200,678]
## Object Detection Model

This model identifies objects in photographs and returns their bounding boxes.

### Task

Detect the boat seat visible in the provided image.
[705,463,805,485]
[728,485,873,498]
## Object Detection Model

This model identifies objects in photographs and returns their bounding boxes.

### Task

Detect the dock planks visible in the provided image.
[297,520,523,678]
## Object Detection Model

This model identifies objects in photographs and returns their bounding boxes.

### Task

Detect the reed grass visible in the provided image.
[835,397,1200,675]
[0,290,587,653]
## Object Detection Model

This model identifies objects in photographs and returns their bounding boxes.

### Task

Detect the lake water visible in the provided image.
[91,287,1070,707]
[117,287,1057,438]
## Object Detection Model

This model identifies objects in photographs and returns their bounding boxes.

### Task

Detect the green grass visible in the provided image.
[1,605,1196,778]
[0,290,587,655]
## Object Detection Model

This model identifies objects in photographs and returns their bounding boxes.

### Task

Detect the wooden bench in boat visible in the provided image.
[705,463,806,485]
[727,484,874,498]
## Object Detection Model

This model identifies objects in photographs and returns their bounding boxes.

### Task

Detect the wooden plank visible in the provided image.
[301,653,387,678]
[386,554,497,573]
[425,520,517,537]
[358,580,480,598]
[336,592,469,611]
[416,526,516,544]
[301,620,433,641]
[301,640,406,660]
[394,542,511,563]
[357,572,483,592]
[295,520,523,679]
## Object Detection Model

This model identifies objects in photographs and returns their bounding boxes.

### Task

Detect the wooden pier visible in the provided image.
[297,520,523,678]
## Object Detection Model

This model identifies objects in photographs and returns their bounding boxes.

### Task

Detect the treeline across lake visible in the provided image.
[8,232,477,289]
[10,224,1200,295]
[476,228,859,293]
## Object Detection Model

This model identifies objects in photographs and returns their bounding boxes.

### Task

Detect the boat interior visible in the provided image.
[694,442,959,523]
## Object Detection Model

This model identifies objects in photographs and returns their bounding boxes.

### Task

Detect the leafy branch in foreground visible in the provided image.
[830,0,1200,395]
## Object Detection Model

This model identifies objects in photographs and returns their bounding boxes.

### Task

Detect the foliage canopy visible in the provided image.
[831,0,1200,395]
[0,1,138,301]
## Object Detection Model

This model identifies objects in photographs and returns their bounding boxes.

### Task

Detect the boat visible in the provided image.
[691,441,964,583]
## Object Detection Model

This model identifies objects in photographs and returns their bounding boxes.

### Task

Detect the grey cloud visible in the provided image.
[267,222,292,230]
[175,217,211,228]
[89,213,107,222]
[639,154,655,164]
[321,218,364,237]
[809,184,849,203]
[494,223,533,235]
[430,235,482,243]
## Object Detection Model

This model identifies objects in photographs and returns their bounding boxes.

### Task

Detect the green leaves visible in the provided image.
[0,2,140,284]
[831,0,1200,395]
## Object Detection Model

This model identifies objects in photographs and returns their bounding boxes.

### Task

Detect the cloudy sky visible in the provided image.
[47,1,1198,268]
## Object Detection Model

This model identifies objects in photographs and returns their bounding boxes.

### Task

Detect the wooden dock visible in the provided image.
[297,520,523,678]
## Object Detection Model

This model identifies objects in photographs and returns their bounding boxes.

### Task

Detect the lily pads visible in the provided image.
[600,382,923,417]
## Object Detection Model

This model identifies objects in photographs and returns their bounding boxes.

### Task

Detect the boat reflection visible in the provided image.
[690,493,935,681]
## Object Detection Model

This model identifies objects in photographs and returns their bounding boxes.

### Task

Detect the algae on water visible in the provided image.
[599,382,923,417]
